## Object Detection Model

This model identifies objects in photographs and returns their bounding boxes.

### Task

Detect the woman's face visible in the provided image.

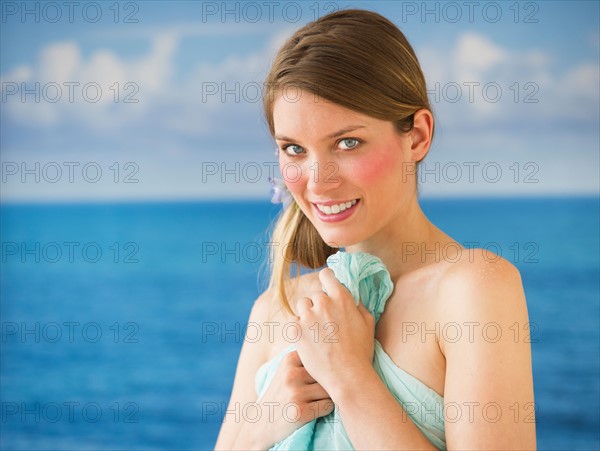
[273,90,418,248]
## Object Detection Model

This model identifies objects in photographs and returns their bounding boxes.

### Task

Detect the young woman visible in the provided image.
[215,9,535,450]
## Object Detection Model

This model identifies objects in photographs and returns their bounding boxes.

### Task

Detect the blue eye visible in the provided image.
[339,138,360,150]
[283,144,305,156]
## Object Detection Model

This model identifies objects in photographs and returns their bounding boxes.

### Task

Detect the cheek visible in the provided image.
[279,160,305,194]
[347,150,400,187]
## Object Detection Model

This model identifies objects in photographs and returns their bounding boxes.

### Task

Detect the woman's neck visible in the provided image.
[345,197,448,282]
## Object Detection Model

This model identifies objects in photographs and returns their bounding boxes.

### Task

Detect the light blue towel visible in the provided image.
[255,251,446,450]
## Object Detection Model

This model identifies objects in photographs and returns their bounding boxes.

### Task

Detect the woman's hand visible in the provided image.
[294,268,376,399]
[244,350,334,449]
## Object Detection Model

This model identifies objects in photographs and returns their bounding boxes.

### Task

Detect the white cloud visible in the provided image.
[419,31,600,126]
[132,33,178,92]
[39,42,81,82]
[453,32,508,82]
[1,32,179,129]
[0,26,287,136]
[561,63,600,104]
[1,27,597,201]
[150,30,286,136]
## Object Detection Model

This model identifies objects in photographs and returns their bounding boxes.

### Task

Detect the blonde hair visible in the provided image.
[263,9,433,314]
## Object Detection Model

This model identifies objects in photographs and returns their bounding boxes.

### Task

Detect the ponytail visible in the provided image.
[267,203,337,314]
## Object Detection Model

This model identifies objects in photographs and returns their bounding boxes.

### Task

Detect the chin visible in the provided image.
[315,228,361,249]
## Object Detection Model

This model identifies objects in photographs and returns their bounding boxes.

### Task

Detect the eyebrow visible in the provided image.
[274,125,366,142]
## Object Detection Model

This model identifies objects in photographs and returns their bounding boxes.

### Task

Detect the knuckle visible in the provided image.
[282,351,297,365]
[288,386,302,403]
[299,404,313,421]
[311,290,326,300]
[284,365,305,385]
[282,369,295,385]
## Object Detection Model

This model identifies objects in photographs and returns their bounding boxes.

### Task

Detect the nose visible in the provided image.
[305,154,341,196]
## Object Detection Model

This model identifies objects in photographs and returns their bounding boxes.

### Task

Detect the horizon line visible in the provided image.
[1,193,598,207]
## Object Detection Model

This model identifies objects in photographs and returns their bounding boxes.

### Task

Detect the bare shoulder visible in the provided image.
[234,285,278,370]
[250,283,277,323]
[437,247,524,305]
[434,247,529,349]
[214,280,301,449]
[434,251,536,447]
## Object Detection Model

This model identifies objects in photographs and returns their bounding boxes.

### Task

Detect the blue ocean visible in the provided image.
[1,197,599,450]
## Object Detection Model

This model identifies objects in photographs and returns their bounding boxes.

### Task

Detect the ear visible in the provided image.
[410,109,434,162]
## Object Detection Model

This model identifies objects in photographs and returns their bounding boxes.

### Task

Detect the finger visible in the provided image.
[307,398,335,420]
[319,268,351,303]
[283,365,320,389]
[296,366,317,384]
[303,381,331,402]
[282,350,303,368]
[295,296,313,316]
[357,302,374,321]
[308,290,329,308]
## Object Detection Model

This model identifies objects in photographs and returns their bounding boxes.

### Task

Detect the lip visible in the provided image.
[312,199,357,207]
[312,199,360,223]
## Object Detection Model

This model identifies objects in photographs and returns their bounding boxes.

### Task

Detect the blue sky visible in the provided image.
[1,0,598,202]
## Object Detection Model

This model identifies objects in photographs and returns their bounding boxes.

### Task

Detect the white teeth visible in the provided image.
[316,199,358,215]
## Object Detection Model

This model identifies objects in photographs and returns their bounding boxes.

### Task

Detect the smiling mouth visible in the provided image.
[314,199,359,215]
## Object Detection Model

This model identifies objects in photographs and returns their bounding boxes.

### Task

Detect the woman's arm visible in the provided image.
[214,290,271,450]
[294,254,536,450]
[438,252,536,449]
[214,285,335,450]
[332,365,439,450]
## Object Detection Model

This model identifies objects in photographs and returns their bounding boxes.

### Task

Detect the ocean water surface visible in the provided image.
[1,197,598,449]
